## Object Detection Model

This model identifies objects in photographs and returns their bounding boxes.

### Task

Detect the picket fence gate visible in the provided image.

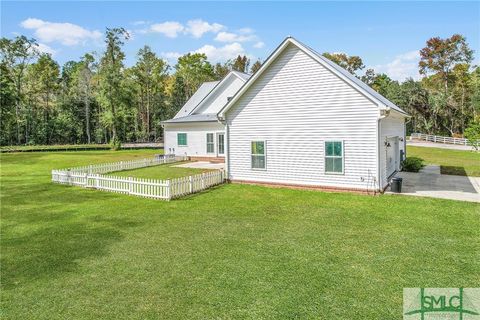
[51,155,225,200]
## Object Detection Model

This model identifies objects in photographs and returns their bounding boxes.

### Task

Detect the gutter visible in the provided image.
[377,107,391,192]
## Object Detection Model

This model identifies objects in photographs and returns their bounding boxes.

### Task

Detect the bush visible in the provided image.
[464,122,480,151]
[402,157,425,172]
[110,137,122,151]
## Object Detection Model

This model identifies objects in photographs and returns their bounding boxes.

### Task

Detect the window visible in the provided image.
[177,133,187,146]
[325,141,343,174]
[206,133,214,153]
[251,141,266,169]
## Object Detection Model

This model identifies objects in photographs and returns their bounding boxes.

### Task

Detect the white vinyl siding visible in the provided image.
[164,122,224,157]
[206,133,214,153]
[226,43,380,190]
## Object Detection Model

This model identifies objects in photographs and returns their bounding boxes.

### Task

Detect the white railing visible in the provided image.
[51,155,225,200]
[67,154,178,174]
[411,133,469,146]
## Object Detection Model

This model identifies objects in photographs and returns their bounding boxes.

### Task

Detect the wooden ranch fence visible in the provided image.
[411,133,469,146]
[51,155,225,200]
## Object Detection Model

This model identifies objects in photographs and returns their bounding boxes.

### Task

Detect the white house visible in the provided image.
[163,70,250,161]
[163,37,409,192]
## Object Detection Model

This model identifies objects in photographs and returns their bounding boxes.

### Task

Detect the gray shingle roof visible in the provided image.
[172,81,219,119]
[162,113,218,124]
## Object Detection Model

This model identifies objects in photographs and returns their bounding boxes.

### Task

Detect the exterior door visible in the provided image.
[217,133,225,156]
[386,137,399,177]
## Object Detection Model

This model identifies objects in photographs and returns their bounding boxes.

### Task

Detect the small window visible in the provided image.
[206,133,214,153]
[325,141,343,174]
[251,141,266,169]
[177,133,187,146]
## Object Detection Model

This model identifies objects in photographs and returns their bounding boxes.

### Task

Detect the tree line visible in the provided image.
[1,29,478,146]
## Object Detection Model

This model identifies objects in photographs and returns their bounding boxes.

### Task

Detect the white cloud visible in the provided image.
[161,51,182,60]
[214,31,256,43]
[132,20,148,26]
[185,19,224,38]
[150,21,185,38]
[37,43,56,56]
[194,42,246,62]
[20,18,102,46]
[371,50,421,81]
[253,41,265,49]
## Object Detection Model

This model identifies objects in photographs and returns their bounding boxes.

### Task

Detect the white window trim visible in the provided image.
[177,133,188,147]
[324,140,344,175]
[251,140,267,171]
[206,133,215,154]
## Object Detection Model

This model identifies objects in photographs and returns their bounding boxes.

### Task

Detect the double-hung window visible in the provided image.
[177,133,187,146]
[325,141,343,174]
[206,133,214,153]
[251,141,266,170]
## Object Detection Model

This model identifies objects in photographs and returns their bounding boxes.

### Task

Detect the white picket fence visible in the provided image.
[411,133,469,145]
[51,155,225,200]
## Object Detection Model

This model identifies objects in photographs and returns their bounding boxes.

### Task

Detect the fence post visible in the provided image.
[189,176,193,193]
[95,175,99,189]
[85,173,88,187]
[129,177,133,194]
[67,169,72,185]
[166,180,171,200]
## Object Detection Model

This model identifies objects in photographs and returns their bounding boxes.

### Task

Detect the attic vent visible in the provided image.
[227,96,233,101]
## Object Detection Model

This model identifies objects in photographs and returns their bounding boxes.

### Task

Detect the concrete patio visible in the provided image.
[173,161,225,170]
[387,165,480,203]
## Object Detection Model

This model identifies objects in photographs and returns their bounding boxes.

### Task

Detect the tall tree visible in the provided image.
[97,28,129,143]
[130,45,169,141]
[322,52,364,75]
[419,34,473,94]
[0,36,38,144]
[232,55,250,73]
[76,53,96,143]
[250,60,262,74]
[175,53,214,99]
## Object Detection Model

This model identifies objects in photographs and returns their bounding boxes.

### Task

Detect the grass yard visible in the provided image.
[1,150,479,319]
[407,145,480,176]
[107,162,212,180]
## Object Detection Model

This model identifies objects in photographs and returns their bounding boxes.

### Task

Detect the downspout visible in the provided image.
[377,107,390,193]
[217,115,229,179]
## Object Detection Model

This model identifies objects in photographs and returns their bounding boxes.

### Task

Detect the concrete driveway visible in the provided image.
[387,165,480,203]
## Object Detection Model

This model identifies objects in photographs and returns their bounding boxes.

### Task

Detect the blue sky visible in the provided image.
[1,1,479,80]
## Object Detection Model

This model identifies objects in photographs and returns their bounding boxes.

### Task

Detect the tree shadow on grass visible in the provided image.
[1,181,145,290]
[441,166,468,176]
[1,217,128,289]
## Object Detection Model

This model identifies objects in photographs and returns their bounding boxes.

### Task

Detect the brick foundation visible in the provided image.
[230,179,381,195]
[189,156,225,163]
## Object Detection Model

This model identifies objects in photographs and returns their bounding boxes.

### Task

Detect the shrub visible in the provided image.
[402,157,425,172]
[110,137,122,151]
[464,122,480,151]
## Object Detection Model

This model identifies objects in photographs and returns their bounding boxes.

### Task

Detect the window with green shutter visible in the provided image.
[325,141,343,174]
[177,133,187,146]
[251,141,266,169]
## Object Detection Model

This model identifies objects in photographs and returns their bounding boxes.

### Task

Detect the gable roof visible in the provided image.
[173,81,219,119]
[162,113,218,124]
[189,70,250,115]
[218,37,408,118]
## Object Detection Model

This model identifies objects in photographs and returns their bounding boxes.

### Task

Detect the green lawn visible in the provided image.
[407,145,480,176]
[1,150,479,319]
[107,162,212,180]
